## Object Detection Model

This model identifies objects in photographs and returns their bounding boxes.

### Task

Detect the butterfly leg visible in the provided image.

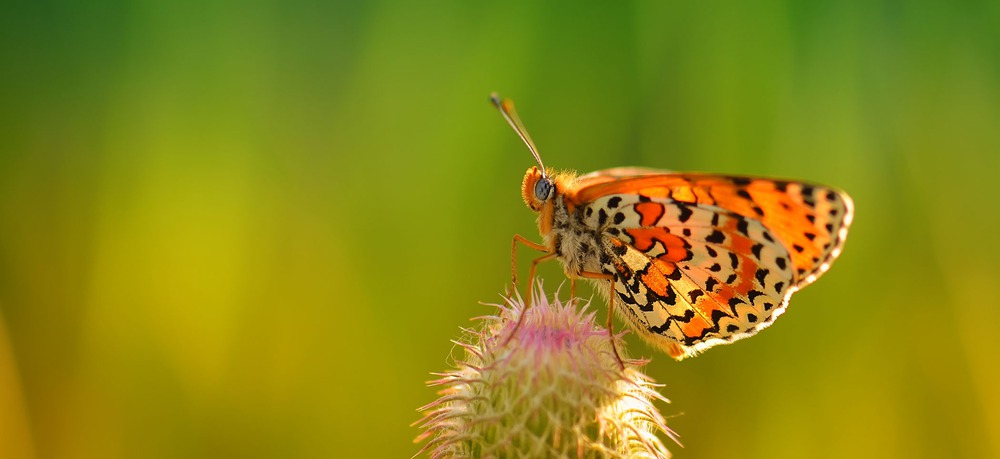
[511,234,551,295]
[526,252,558,298]
[504,251,558,346]
[569,278,577,304]
[507,234,556,347]
[579,271,624,371]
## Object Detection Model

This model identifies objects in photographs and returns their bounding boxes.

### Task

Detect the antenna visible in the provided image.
[490,93,547,176]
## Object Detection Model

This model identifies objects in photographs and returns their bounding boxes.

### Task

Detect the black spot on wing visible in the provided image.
[648,309,695,334]
[637,291,655,312]
[727,297,745,315]
[737,219,749,236]
[616,289,637,305]
[677,204,693,223]
[755,268,769,285]
[607,196,622,208]
[662,284,677,305]
[706,230,725,244]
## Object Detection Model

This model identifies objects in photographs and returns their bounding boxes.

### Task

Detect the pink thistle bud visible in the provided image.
[414,285,678,458]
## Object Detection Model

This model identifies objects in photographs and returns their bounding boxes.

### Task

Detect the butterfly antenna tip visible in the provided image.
[489,93,546,176]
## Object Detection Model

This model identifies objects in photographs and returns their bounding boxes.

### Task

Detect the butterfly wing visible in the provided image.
[569,173,853,359]
[572,173,853,287]
[574,167,672,187]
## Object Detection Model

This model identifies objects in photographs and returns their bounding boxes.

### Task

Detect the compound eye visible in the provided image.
[534,177,552,201]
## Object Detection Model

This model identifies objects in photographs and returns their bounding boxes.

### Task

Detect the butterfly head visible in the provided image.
[521,166,555,212]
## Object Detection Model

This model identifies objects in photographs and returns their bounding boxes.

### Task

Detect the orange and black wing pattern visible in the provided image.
[569,173,853,359]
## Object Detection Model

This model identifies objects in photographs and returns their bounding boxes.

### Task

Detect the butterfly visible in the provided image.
[492,93,853,363]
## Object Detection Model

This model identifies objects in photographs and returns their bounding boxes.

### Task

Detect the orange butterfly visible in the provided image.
[492,94,853,364]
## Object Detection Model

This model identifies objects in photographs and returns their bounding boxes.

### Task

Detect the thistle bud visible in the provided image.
[415,286,677,458]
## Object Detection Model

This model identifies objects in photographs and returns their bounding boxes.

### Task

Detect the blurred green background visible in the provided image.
[1,1,999,458]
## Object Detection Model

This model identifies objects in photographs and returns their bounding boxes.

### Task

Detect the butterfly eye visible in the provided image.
[534,177,553,201]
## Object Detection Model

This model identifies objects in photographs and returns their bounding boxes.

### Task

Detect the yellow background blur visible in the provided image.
[2,2,999,458]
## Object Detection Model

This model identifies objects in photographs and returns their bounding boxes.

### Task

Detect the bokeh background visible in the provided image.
[2,1,999,458]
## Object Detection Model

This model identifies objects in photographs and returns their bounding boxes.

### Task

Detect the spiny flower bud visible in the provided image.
[414,285,677,458]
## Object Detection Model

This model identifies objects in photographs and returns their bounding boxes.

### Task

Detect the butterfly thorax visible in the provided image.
[542,193,609,279]
[527,171,610,279]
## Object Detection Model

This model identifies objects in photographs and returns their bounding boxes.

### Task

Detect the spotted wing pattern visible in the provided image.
[570,174,853,359]
[572,174,852,288]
